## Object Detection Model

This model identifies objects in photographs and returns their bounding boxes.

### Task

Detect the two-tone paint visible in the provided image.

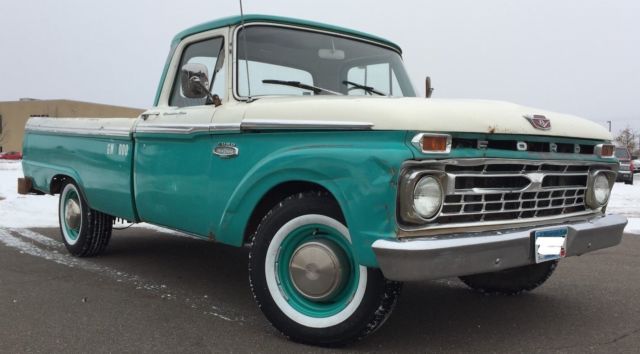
[22,14,617,268]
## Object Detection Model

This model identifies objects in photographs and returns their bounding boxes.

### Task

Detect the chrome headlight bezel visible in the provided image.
[398,170,447,224]
[413,176,444,219]
[586,170,615,209]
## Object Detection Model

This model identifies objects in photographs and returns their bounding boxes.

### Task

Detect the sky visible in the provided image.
[0,0,638,134]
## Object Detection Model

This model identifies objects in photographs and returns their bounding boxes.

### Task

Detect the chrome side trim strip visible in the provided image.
[135,124,211,134]
[134,123,242,134]
[25,125,131,138]
[211,123,243,131]
[134,120,373,134]
[240,119,374,130]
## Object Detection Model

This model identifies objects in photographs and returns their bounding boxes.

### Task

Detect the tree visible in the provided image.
[614,126,637,153]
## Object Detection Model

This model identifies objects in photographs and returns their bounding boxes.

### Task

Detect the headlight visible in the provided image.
[592,173,611,206]
[413,176,443,219]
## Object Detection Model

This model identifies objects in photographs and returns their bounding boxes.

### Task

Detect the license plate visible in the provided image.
[533,227,568,263]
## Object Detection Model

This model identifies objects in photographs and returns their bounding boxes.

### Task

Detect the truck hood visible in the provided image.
[242,97,611,141]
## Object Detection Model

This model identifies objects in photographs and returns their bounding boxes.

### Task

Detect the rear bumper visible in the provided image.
[372,214,627,281]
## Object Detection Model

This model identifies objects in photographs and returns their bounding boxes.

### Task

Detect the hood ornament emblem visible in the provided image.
[524,114,551,130]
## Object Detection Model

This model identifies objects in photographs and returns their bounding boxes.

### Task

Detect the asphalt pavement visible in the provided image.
[1,227,639,353]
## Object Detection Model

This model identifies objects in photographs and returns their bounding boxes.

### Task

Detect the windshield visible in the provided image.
[615,147,631,160]
[236,25,416,98]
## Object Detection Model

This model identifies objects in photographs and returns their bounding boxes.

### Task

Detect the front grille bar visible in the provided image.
[398,158,619,237]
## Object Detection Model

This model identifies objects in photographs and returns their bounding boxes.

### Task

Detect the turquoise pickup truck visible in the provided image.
[20,15,627,346]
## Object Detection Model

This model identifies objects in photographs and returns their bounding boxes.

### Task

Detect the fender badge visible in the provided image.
[524,114,551,130]
[213,142,239,158]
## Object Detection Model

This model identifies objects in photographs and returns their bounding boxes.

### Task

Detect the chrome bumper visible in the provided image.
[373,214,627,281]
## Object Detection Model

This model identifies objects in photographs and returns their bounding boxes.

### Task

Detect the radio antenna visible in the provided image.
[239,0,252,101]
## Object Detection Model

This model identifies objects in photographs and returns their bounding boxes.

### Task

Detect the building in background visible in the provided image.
[0,98,143,153]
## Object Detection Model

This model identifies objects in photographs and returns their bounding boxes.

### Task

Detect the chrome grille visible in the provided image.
[397,159,619,238]
[435,163,589,224]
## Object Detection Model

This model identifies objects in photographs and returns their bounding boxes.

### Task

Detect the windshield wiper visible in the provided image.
[262,80,342,95]
[342,80,386,96]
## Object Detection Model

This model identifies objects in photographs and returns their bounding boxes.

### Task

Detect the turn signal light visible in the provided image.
[596,144,615,158]
[423,136,448,151]
[411,133,452,154]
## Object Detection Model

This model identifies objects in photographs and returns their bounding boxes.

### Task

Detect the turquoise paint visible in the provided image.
[209,130,411,267]
[23,127,614,269]
[153,14,402,106]
[276,223,359,317]
[22,132,137,221]
[133,132,217,236]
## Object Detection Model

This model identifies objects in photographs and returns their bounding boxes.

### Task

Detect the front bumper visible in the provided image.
[372,214,627,281]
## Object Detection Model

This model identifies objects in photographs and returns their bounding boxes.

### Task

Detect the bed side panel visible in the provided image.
[22,131,136,221]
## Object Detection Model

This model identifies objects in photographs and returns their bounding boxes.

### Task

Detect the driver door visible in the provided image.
[134,31,227,236]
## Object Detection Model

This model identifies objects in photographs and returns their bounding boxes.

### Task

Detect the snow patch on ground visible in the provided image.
[0,161,59,227]
[0,161,189,236]
[1,160,639,234]
[625,217,640,234]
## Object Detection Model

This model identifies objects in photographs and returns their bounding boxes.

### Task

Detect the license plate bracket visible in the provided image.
[533,227,568,263]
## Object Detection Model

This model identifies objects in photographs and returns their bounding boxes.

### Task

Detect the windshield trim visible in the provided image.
[231,22,405,101]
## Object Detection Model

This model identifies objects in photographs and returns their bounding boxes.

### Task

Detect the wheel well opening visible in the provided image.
[50,175,72,194]
[243,181,343,245]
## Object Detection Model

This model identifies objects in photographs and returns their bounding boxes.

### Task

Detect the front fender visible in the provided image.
[215,135,413,267]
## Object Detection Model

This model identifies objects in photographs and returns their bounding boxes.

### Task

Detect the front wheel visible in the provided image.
[248,192,402,346]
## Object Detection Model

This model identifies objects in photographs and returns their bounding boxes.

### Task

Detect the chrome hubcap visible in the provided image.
[288,239,349,301]
[64,198,81,230]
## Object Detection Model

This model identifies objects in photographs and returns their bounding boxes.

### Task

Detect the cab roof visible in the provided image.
[171,14,402,53]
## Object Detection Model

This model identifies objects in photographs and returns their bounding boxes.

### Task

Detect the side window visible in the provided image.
[169,37,226,107]
[238,60,313,96]
[347,63,403,97]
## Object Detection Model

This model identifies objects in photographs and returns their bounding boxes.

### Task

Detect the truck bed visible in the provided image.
[22,117,138,221]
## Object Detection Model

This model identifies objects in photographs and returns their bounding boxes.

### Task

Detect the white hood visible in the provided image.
[242,97,611,141]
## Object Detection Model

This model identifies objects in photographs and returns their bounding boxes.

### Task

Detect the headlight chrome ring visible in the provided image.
[591,172,611,207]
[413,176,444,219]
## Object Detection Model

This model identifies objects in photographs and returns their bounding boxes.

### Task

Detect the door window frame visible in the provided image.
[157,28,230,108]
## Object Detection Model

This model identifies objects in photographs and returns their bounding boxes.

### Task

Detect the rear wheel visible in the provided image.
[459,260,558,295]
[248,192,402,346]
[59,181,113,257]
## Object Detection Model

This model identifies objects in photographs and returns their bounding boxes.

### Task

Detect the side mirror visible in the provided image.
[425,76,434,98]
[180,63,210,99]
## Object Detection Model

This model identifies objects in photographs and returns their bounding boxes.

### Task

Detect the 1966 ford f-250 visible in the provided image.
[20,15,628,346]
